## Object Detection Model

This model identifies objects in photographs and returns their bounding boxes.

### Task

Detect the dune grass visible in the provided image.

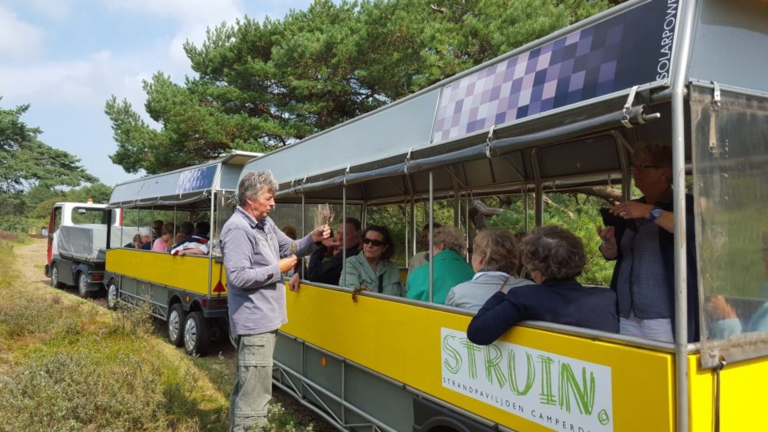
[0,234,321,432]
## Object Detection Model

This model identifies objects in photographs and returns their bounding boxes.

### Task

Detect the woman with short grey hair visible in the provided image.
[467,225,618,345]
[445,228,533,311]
[406,226,474,304]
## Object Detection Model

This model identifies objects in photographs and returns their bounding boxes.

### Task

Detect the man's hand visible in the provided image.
[311,224,332,242]
[278,255,298,274]
[610,201,653,220]
[322,237,340,248]
[289,273,301,292]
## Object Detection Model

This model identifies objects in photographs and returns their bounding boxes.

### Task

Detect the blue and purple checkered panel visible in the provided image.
[176,165,217,194]
[432,0,679,143]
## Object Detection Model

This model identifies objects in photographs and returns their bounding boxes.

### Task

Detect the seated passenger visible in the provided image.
[445,228,533,311]
[151,223,175,252]
[141,219,165,250]
[341,225,403,296]
[171,222,212,256]
[406,223,442,280]
[281,225,297,240]
[173,221,194,247]
[124,228,150,248]
[406,226,474,304]
[467,225,619,345]
[307,218,361,285]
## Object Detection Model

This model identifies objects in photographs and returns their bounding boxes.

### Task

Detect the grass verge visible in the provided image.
[0,234,322,432]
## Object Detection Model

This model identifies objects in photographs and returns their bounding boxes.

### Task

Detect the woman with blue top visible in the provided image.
[406,226,474,304]
[341,225,404,297]
[445,228,533,311]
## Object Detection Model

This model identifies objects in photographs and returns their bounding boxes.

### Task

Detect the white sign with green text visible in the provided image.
[441,328,613,432]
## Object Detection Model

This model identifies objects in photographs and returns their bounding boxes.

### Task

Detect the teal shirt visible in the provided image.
[406,249,474,304]
[341,253,404,297]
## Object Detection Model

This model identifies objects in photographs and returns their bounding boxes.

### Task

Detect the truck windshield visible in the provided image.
[71,207,109,225]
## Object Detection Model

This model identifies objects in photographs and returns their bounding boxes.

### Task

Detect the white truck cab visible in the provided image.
[45,201,121,297]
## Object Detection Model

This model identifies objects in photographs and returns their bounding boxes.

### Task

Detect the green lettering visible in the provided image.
[538,355,557,405]
[507,349,535,396]
[442,335,462,374]
[483,345,507,389]
[460,338,482,379]
[558,362,596,415]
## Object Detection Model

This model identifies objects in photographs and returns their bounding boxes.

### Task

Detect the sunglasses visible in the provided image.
[363,238,384,247]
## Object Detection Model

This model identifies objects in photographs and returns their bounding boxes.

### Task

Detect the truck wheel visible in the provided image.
[168,304,186,347]
[78,273,95,299]
[107,280,119,310]
[183,312,210,356]
[50,264,65,289]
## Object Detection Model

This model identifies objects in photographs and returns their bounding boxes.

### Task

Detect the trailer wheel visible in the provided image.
[50,264,65,289]
[107,280,119,310]
[77,273,95,299]
[168,303,186,347]
[183,312,210,356]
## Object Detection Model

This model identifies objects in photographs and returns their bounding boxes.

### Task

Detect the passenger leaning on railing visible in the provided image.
[467,225,618,345]
[406,226,474,304]
[289,218,362,290]
[445,228,533,311]
[341,225,403,296]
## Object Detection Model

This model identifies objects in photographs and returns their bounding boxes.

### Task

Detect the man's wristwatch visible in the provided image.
[648,206,663,222]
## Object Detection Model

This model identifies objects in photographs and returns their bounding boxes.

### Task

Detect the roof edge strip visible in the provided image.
[247,0,655,162]
[278,105,652,197]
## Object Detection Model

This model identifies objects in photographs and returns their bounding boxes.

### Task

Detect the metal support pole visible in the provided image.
[464,194,470,262]
[671,1,698,431]
[342,187,347,288]
[208,191,216,295]
[411,197,417,254]
[405,200,410,267]
[301,194,306,279]
[535,185,544,227]
[524,192,530,232]
[173,206,177,239]
[453,192,460,227]
[428,171,434,304]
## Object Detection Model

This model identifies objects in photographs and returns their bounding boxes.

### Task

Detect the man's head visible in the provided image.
[151,220,164,237]
[194,221,210,236]
[238,171,279,221]
[631,141,672,193]
[421,222,442,249]
[335,217,361,250]
[180,221,194,237]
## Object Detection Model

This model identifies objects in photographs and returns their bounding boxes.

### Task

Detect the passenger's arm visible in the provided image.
[445,288,457,307]
[223,228,280,289]
[341,259,361,289]
[467,291,525,345]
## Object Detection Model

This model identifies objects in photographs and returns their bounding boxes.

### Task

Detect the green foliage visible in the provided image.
[106,0,612,174]
[0,97,98,193]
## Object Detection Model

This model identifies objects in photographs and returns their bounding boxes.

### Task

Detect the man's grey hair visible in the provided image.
[238,171,279,206]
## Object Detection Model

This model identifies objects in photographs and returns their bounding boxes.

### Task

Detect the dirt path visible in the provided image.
[13,238,334,431]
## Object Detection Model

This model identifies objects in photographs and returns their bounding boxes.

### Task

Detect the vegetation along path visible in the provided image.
[0,236,333,432]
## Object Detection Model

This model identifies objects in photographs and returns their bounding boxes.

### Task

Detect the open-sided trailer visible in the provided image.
[237,0,768,431]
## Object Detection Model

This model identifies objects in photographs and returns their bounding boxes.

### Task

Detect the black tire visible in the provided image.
[168,303,186,347]
[106,280,119,310]
[183,311,210,356]
[77,272,95,299]
[50,264,65,289]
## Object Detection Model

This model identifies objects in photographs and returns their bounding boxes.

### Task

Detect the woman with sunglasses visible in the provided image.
[340,225,404,296]
[595,141,699,343]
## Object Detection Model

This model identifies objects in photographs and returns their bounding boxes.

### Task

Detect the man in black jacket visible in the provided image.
[290,217,361,289]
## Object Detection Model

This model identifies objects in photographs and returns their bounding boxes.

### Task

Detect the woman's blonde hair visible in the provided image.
[472,228,521,275]
[433,226,466,255]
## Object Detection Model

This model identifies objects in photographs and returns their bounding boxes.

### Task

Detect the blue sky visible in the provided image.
[0,0,313,187]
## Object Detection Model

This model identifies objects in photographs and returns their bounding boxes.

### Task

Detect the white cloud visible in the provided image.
[0,6,43,60]
[27,0,74,19]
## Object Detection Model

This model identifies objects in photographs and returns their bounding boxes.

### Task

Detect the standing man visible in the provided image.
[221,171,330,431]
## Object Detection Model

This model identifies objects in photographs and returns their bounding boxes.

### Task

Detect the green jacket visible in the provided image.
[341,253,405,297]
[406,249,474,304]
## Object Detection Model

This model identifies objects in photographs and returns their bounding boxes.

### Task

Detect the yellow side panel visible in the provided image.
[689,354,768,432]
[106,249,227,295]
[282,283,675,432]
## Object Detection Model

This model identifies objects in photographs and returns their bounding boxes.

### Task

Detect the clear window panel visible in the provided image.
[692,85,768,367]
